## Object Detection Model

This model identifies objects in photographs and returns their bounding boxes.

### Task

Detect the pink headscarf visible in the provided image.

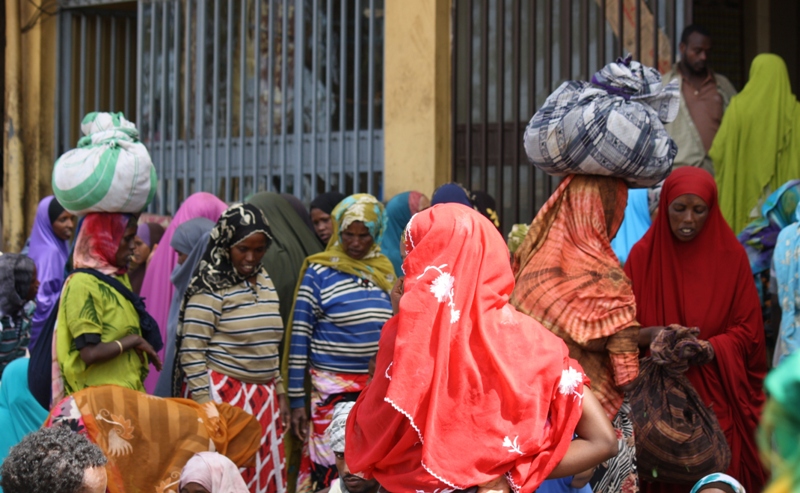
[140,192,227,392]
[179,452,249,493]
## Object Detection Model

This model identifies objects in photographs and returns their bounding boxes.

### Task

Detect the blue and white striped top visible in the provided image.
[288,263,393,407]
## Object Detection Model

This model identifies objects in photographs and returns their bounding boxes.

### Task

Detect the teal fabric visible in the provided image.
[772,204,800,366]
[610,189,651,265]
[690,473,745,493]
[738,179,800,274]
[379,192,411,276]
[0,358,48,469]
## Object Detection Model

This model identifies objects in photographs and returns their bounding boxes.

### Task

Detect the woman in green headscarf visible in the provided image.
[711,54,800,235]
[283,194,394,492]
[246,192,324,326]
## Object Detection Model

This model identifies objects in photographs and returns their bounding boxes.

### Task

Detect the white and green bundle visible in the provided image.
[52,112,156,215]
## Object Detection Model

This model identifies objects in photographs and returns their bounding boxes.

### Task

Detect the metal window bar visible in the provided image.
[55,0,385,215]
[452,0,688,235]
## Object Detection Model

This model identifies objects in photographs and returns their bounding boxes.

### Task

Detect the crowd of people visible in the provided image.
[2,23,800,493]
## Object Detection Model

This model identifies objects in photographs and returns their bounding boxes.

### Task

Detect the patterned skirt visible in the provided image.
[590,399,638,493]
[296,368,370,493]
[207,370,287,493]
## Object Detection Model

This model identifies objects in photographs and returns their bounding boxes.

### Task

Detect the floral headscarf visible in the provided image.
[182,204,273,308]
[311,194,395,292]
[329,193,388,248]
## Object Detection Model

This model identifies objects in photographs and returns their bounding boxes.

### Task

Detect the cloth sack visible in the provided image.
[52,112,156,215]
[630,325,731,484]
[524,56,679,187]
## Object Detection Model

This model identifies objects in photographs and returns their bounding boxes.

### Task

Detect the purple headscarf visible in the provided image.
[137,223,152,247]
[27,196,70,347]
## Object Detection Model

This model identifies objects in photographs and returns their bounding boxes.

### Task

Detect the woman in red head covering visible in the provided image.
[346,204,618,493]
[624,167,768,493]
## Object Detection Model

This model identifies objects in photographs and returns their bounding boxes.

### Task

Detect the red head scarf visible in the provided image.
[346,204,587,493]
[624,166,767,493]
[73,213,133,276]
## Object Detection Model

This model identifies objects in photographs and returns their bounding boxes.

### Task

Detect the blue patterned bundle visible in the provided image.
[524,56,680,188]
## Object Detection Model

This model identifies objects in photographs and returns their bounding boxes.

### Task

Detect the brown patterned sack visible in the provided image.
[630,325,731,484]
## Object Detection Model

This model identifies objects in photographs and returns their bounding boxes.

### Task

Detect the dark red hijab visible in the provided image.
[624,167,767,493]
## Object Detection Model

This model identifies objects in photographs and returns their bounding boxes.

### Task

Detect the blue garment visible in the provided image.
[535,477,591,493]
[380,192,412,276]
[288,264,393,408]
[772,204,800,366]
[690,473,745,493]
[431,183,472,207]
[738,179,800,275]
[611,188,651,265]
[0,358,49,471]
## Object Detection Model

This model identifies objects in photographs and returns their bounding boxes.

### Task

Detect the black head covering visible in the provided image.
[470,190,501,230]
[182,203,273,309]
[281,193,315,233]
[310,192,347,215]
[48,199,66,225]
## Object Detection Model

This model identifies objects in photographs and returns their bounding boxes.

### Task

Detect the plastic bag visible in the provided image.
[52,112,156,215]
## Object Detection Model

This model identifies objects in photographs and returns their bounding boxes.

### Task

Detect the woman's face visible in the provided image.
[311,208,334,244]
[341,221,374,260]
[667,194,709,242]
[115,223,138,268]
[131,236,152,266]
[418,195,431,211]
[176,251,189,265]
[26,264,40,301]
[52,211,75,241]
[230,232,269,278]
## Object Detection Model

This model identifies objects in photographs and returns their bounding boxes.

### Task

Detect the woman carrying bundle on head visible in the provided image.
[510,175,641,493]
[56,213,163,397]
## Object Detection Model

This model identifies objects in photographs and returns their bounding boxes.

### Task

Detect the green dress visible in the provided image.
[56,272,148,395]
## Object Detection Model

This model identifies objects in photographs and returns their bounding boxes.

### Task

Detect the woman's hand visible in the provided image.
[131,336,163,371]
[291,407,308,441]
[477,476,510,493]
[638,326,667,348]
[78,333,161,370]
[279,393,291,434]
[390,277,404,315]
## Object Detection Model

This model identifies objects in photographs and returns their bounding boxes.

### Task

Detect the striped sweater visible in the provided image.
[288,263,393,407]
[179,271,284,404]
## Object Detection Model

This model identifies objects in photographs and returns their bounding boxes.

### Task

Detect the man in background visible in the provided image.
[663,24,737,175]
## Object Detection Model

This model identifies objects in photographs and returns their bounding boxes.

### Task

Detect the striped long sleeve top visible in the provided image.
[179,271,285,404]
[288,263,393,408]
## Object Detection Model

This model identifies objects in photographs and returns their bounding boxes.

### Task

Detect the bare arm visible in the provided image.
[79,333,162,370]
[638,326,666,348]
[547,386,618,479]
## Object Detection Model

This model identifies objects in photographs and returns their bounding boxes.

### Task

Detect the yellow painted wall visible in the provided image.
[3,1,58,252]
[383,0,452,201]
